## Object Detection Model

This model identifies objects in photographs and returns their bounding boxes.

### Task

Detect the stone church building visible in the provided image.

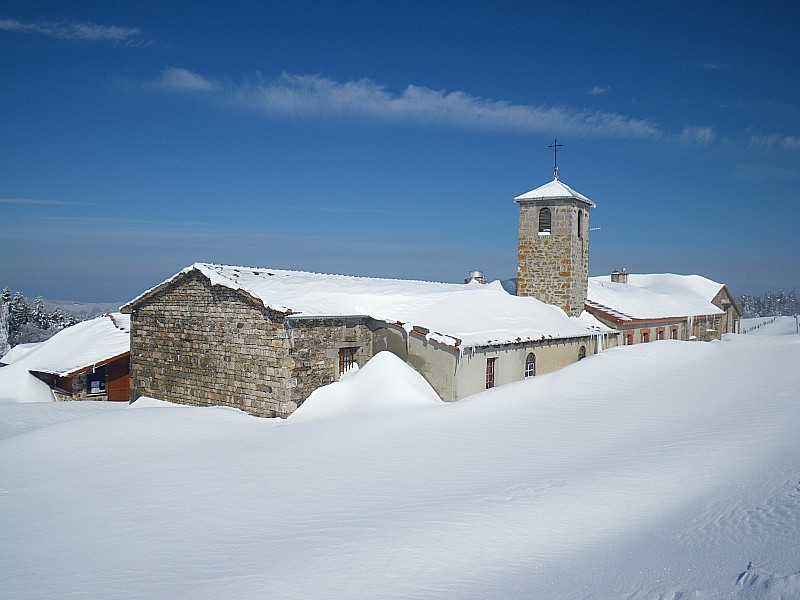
[122,263,611,417]
[121,159,739,417]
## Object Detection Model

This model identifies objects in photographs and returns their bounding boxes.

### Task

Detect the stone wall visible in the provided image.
[285,317,373,411]
[711,287,740,334]
[127,271,375,418]
[517,198,589,316]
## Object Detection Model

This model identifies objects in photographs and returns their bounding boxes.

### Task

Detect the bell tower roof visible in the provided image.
[514,178,596,208]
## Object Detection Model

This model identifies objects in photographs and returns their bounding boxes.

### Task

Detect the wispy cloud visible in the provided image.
[159,67,219,91]
[680,126,716,143]
[0,18,147,45]
[0,197,94,206]
[588,85,610,95]
[748,133,800,151]
[698,62,729,71]
[154,69,662,140]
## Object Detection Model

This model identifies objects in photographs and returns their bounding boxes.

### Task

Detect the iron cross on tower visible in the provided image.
[548,138,563,180]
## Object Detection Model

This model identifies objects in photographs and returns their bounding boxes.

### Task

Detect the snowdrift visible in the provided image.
[289,351,442,422]
[0,331,798,599]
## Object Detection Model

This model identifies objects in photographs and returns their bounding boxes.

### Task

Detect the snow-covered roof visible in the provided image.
[27,312,130,377]
[0,342,42,365]
[0,313,130,403]
[514,178,595,208]
[587,274,725,321]
[127,263,608,348]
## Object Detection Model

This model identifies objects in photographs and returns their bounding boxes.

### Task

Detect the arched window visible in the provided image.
[578,346,587,360]
[577,210,583,239]
[538,207,551,234]
[525,353,536,378]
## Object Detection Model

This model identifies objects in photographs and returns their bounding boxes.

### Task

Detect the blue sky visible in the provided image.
[1,1,798,301]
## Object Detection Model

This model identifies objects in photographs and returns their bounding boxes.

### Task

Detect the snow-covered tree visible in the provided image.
[8,292,29,339]
[31,296,47,329]
[0,288,9,357]
[0,301,9,358]
[0,288,89,348]
[738,288,799,318]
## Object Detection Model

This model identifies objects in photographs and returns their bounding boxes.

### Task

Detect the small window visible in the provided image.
[538,207,551,234]
[641,331,650,343]
[338,347,357,376]
[87,366,106,395]
[577,210,583,239]
[670,328,678,340]
[625,333,634,346]
[524,353,536,378]
[656,329,665,341]
[486,357,496,389]
[578,346,587,360]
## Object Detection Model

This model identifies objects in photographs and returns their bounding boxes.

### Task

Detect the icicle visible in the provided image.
[593,331,604,354]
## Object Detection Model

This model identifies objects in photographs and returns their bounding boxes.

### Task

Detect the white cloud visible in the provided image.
[154,69,661,140]
[159,67,219,91]
[0,18,142,43]
[749,133,800,151]
[680,126,716,143]
[588,85,610,95]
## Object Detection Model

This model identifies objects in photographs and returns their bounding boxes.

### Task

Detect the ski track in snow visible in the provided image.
[0,330,799,599]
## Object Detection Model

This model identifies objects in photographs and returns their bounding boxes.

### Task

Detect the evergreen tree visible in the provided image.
[32,296,47,329]
[8,292,29,339]
[0,301,9,358]
[738,288,800,318]
[0,287,92,348]
[0,289,9,355]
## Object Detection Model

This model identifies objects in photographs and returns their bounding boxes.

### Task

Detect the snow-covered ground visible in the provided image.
[1,329,799,599]
[742,315,799,336]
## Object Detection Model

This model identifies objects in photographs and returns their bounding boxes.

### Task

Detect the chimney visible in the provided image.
[465,270,487,284]
[611,269,628,284]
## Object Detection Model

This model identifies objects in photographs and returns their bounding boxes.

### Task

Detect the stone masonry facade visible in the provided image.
[126,270,373,418]
[517,198,590,317]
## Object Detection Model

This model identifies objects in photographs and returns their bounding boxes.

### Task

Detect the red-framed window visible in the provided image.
[670,328,678,340]
[486,357,497,389]
[641,330,650,343]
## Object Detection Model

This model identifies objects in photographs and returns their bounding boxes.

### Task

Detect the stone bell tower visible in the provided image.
[515,140,595,316]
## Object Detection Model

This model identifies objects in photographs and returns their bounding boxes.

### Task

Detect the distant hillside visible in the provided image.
[42,299,123,318]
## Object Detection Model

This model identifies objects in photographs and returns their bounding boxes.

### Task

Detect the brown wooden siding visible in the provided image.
[106,355,130,401]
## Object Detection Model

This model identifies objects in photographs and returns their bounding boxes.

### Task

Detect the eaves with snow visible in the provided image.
[586,274,726,321]
[124,263,611,349]
[514,178,596,207]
